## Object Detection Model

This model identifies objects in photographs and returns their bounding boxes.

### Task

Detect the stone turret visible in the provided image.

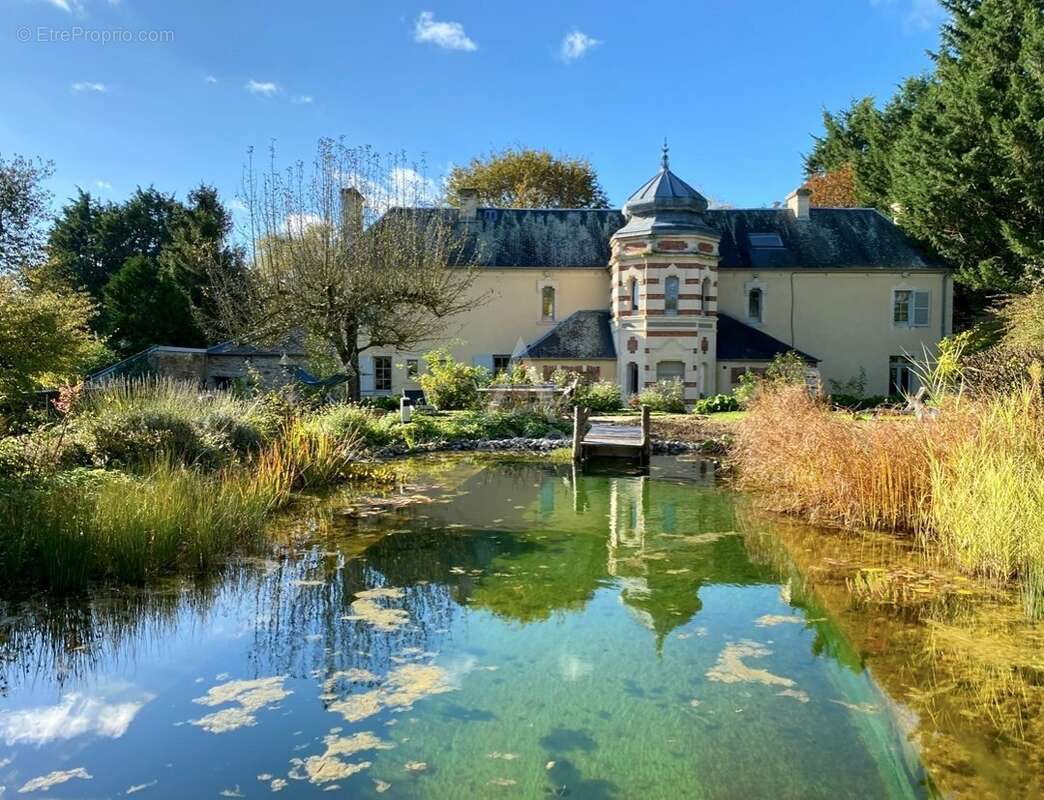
[610,143,721,406]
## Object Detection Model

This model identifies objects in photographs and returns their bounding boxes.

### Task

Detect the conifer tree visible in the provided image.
[890,0,1044,291]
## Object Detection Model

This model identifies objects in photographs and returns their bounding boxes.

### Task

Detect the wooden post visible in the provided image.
[640,404,651,466]
[572,405,587,463]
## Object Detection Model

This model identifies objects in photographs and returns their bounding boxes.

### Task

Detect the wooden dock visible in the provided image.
[572,406,651,466]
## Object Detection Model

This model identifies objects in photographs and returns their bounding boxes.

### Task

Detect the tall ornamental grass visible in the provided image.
[734,379,1044,614]
[0,460,291,592]
[926,373,1044,614]
[73,378,279,468]
[733,385,953,532]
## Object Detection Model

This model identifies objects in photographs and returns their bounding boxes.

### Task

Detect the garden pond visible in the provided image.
[1,455,1041,798]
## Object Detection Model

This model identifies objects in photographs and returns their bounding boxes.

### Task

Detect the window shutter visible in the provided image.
[359,355,375,393]
[913,291,930,327]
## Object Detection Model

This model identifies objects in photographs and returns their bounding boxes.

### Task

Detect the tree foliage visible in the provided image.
[805,0,1044,298]
[446,147,609,208]
[0,154,54,274]
[0,274,106,405]
[203,140,483,400]
[804,163,859,207]
[45,185,242,352]
[891,0,1044,292]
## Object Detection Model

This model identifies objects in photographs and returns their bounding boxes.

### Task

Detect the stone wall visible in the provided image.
[205,354,306,389]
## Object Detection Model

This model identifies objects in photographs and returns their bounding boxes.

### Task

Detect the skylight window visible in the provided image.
[748,232,784,248]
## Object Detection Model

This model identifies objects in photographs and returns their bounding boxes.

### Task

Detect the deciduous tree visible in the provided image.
[446,147,609,208]
[805,163,859,208]
[0,274,105,406]
[0,154,54,274]
[203,139,483,400]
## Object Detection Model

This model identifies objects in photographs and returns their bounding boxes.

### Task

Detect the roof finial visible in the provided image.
[661,138,670,171]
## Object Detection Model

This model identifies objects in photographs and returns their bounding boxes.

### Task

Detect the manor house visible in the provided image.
[363,148,951,404]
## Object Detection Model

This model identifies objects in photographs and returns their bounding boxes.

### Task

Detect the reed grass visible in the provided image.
[0,457,292,592]
[732,385,954,532]
[735,380,1044,613]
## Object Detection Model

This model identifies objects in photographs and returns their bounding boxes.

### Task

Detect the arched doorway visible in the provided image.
[627,362,639,395]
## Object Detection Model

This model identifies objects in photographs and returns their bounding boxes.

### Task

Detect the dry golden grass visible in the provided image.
[734,380,1044,614]
[732,385,959,532]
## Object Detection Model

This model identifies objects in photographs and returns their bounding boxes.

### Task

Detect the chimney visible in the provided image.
[458,187,479,221]
[785,186,811,220]
[340,186,364,236]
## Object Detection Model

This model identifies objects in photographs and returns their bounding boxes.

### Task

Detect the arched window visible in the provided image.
[541,286,556,320]
[701,277,712,313]
[627,362,639,395]
[748,287,763,323]
[664,275,679,316]
[629,277,639,311]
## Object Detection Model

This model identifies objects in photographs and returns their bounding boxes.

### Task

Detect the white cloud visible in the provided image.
[42,0,85,13]
[388,166,441,205]
[72,81,107,93]
[413,11,477,51]
[95,180,112,190]
[245,80,279,96]
[560,30,601,62]
[0,691,153,746]
[204,75,218,84]
[291,94,313,105]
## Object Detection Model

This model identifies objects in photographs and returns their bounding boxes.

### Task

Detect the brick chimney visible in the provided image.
[340,186,364,235]
[785,186,811,220]
[458,187,479,221]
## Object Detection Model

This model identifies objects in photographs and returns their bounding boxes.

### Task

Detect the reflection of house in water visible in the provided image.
[392,460,776,648]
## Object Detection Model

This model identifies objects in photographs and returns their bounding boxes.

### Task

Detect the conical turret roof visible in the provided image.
[616,143,715,238]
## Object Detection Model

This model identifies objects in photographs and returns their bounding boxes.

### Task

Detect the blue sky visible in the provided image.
[1,0,945,217]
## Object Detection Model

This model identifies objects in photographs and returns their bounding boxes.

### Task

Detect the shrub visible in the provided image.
[306,403,395,450]
[494,363,539,386]
[417,350,489,410]
[576,380,622,413]
[638,379,686,413]
[693,394,740,414]
[359,396,400,412]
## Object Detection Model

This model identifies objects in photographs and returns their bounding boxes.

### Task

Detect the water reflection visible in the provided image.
[0,456,939,799]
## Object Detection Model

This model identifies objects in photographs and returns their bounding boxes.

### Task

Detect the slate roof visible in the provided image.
[392,205,942,269]
[524,310,616,360]
[623,167,709,216]
[716,313,819,363]
[207,334,306,357]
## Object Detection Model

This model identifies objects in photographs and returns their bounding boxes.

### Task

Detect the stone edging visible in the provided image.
[375,435,726,459]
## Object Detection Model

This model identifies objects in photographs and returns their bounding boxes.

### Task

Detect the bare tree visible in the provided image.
[204,139,483,400]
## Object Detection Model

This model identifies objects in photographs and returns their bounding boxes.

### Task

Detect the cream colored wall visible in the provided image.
[361,268,611,396]
[442,269,611,359]
[716,270,952,395]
